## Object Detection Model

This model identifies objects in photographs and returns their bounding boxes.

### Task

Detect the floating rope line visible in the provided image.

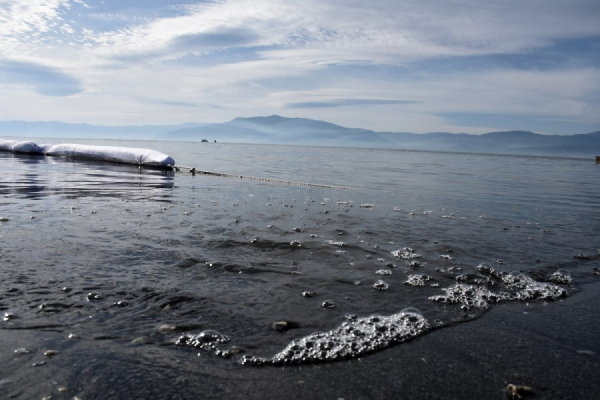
[173,166,356,190]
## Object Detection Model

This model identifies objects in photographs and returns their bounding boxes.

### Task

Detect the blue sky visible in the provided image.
[0,0,599,134]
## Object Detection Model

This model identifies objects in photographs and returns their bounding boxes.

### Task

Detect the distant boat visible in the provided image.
[596,156,600,162]
[201,139,208,142]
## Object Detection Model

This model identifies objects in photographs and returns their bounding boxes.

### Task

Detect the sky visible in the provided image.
[0,0,599,135]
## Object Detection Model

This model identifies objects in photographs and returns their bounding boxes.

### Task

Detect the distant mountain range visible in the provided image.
[1,116,599,158]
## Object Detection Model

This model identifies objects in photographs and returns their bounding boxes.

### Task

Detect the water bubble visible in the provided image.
[549,269,572,284]
[272,321,290,331]
[373,280,389,291]
[321,300,336,308]
[44,350,58,357]
[400,307,422,316]
[3,312,16,321]
[157,324,177,332]
[86,292,103,301]
[14,348,30,354]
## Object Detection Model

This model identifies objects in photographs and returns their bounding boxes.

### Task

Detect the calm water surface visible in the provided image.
[1,139,599,368]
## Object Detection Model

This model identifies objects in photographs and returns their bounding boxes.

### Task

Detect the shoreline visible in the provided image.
[2,281,599,399]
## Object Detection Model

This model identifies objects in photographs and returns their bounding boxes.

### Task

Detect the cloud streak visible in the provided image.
[287,99,418,109]
[0,59,83,96]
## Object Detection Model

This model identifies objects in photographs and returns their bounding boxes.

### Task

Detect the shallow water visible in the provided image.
[1,140,599,368]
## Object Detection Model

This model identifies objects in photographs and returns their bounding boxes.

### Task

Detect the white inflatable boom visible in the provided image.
[0,140,175,169]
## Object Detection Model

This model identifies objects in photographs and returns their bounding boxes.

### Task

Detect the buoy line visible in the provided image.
[173,166,356,190]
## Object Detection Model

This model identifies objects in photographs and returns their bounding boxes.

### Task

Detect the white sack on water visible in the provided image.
[0,139,175,168]
[45,144,175,167]
[12,141,44,153]
[0,140,44,153]
[0,139,23,151]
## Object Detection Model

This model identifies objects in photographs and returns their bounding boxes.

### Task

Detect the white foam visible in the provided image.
[241,309,429,365]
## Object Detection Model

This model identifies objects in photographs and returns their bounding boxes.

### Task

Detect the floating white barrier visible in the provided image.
[0,139,175,169]
[0,139,43,153]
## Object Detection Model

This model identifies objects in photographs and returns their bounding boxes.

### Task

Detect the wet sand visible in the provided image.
[2,281,599,400]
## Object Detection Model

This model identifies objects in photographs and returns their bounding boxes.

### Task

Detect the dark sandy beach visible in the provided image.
[2,281,599,400]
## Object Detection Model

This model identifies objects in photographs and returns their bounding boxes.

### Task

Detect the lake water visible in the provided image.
[1,139,599,367]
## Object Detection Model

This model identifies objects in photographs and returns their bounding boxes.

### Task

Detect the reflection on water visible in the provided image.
[0,152,174,200]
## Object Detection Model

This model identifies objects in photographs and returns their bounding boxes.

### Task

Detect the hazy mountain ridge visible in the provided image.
[164,117,600,156]
[1,117,599,157]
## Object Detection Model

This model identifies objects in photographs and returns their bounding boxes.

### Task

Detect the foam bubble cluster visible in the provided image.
[174,330,230,351]
[430,284,512,310]
[429,264,568,310]
[405,274,432,286]
[391,248,422,259]
[241,309,429,366]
